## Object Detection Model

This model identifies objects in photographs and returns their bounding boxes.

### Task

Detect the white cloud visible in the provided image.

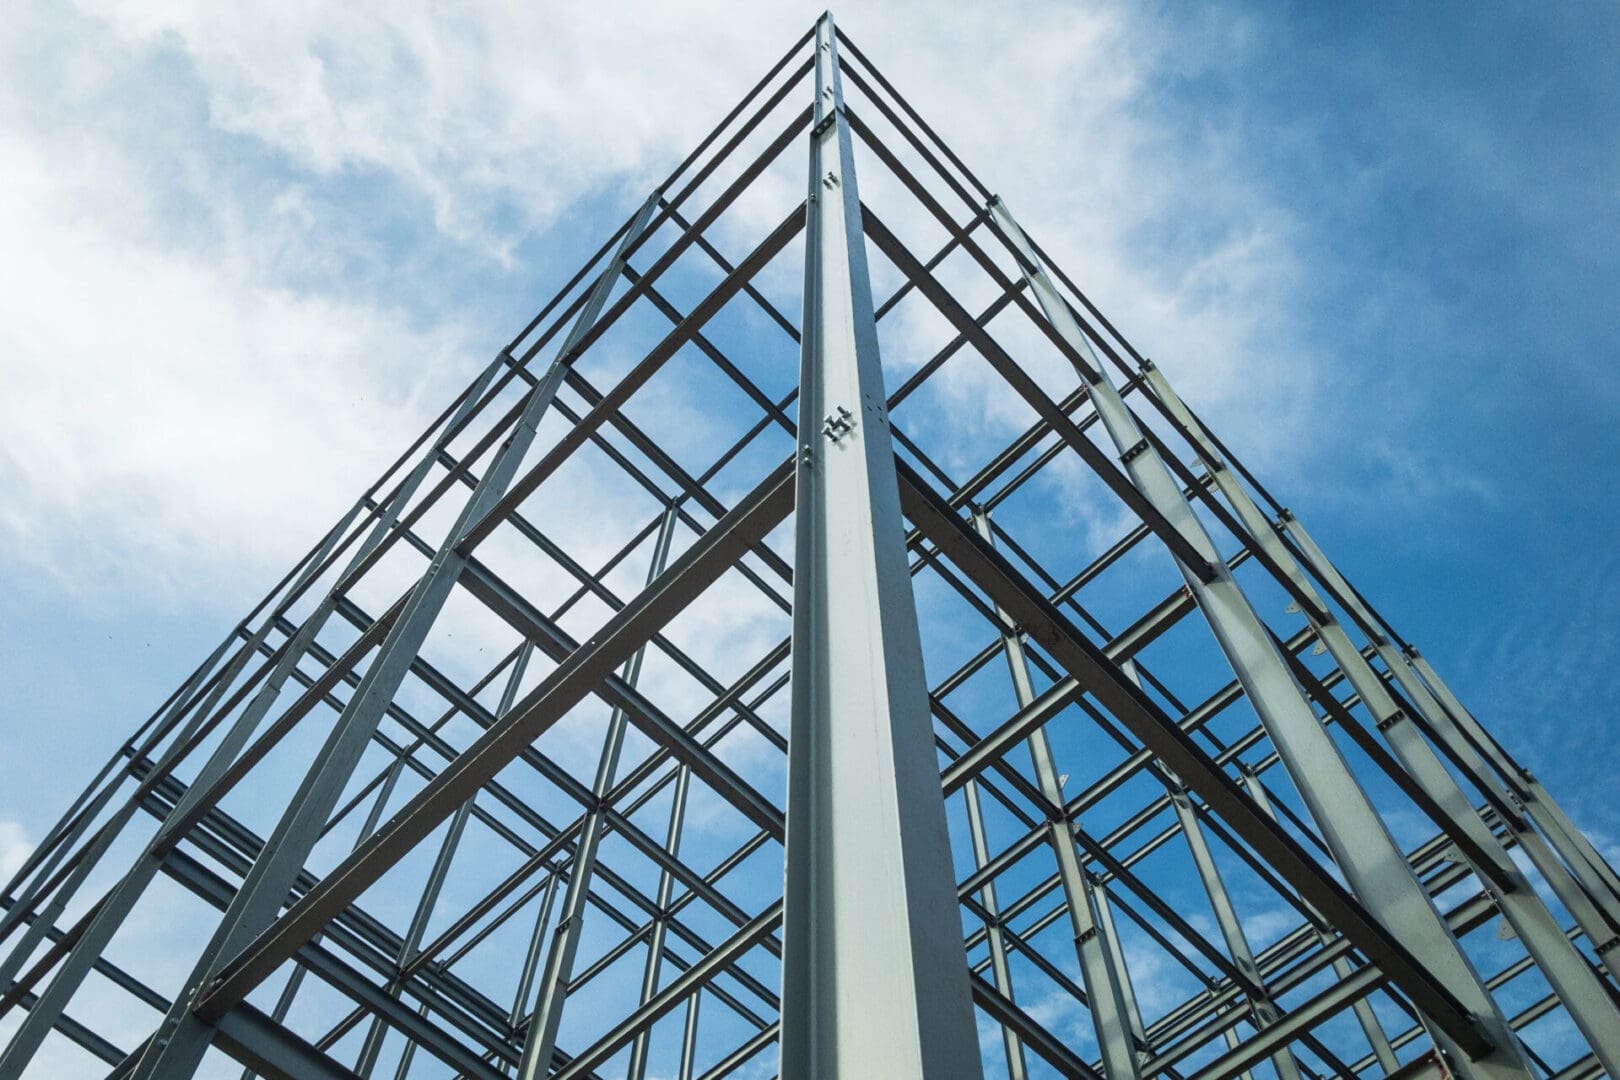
[71,0,813,255]
[0,126,469,602]
[0,0,1344,611]
[0,822,32,884]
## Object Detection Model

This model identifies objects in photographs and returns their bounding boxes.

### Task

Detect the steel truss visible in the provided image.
[3,13,1618,1080]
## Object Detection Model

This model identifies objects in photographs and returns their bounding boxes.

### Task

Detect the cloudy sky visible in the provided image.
[1,0,1618,1063]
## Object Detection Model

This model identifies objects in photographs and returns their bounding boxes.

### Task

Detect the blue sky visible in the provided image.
[1,0,1617,1070]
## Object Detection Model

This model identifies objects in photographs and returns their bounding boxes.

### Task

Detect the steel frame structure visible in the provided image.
[3,14,1618,1080]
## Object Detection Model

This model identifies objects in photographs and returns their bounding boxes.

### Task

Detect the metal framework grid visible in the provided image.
[3,15,1618,1080]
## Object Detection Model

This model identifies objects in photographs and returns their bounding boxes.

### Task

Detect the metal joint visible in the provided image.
[821,405,854,444]
[1120,438,1151,465]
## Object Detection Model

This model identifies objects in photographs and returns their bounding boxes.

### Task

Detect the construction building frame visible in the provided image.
[2,14,1618,1080]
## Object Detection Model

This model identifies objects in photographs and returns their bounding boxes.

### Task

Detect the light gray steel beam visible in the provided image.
[188,458,794,1026]
[0,346,511,1077]
[124,191,664,1079]
[1240,763,1402,1074]
[971,509,1142,1080]
[1089,880,1151,1061]
[626,759,693,1080]
[984,195,1530,1080]
[1410,649,1620,929]
[212,1003,362,1080]
[516,506,678,1079]
[962,777,1029,1080]
[895,459,1490,1058]
[1281,514,1620,959]
[778,15,982,1079]
[1142,359,1620,1071]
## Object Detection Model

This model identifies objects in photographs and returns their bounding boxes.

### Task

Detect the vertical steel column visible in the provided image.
[626,762,692,1080]
[973,509,1142,1080]
[677,990,701,1080]
[1281,516,1620,958]
[1090,880,1150,1060]
[1119,655,1301,1080]
[962,777,1029,1080]
[1141,361,1620,1069]
[123,192,661,1080]
[1239,764,1401,1075]
[515,505,678,1079]
[779,14,982,1079]
[1165,777,1304,1080]
[509,874,563,1036]
[987,196,1532,1080]
[353,642,537,1076]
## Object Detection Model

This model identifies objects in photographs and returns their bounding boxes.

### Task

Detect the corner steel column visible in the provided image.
[972,509,1141,1080]
[1280,516,1620,958]
[123,191,661,1080]
[987,196,1532,1080]
[779,15,982,1079]
[1141,361,1620,1070]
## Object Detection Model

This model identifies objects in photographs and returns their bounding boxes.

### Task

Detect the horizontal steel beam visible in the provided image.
[212,1004,361,1080]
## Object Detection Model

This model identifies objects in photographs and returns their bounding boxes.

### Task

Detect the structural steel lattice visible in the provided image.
[3,14,1618,1080]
